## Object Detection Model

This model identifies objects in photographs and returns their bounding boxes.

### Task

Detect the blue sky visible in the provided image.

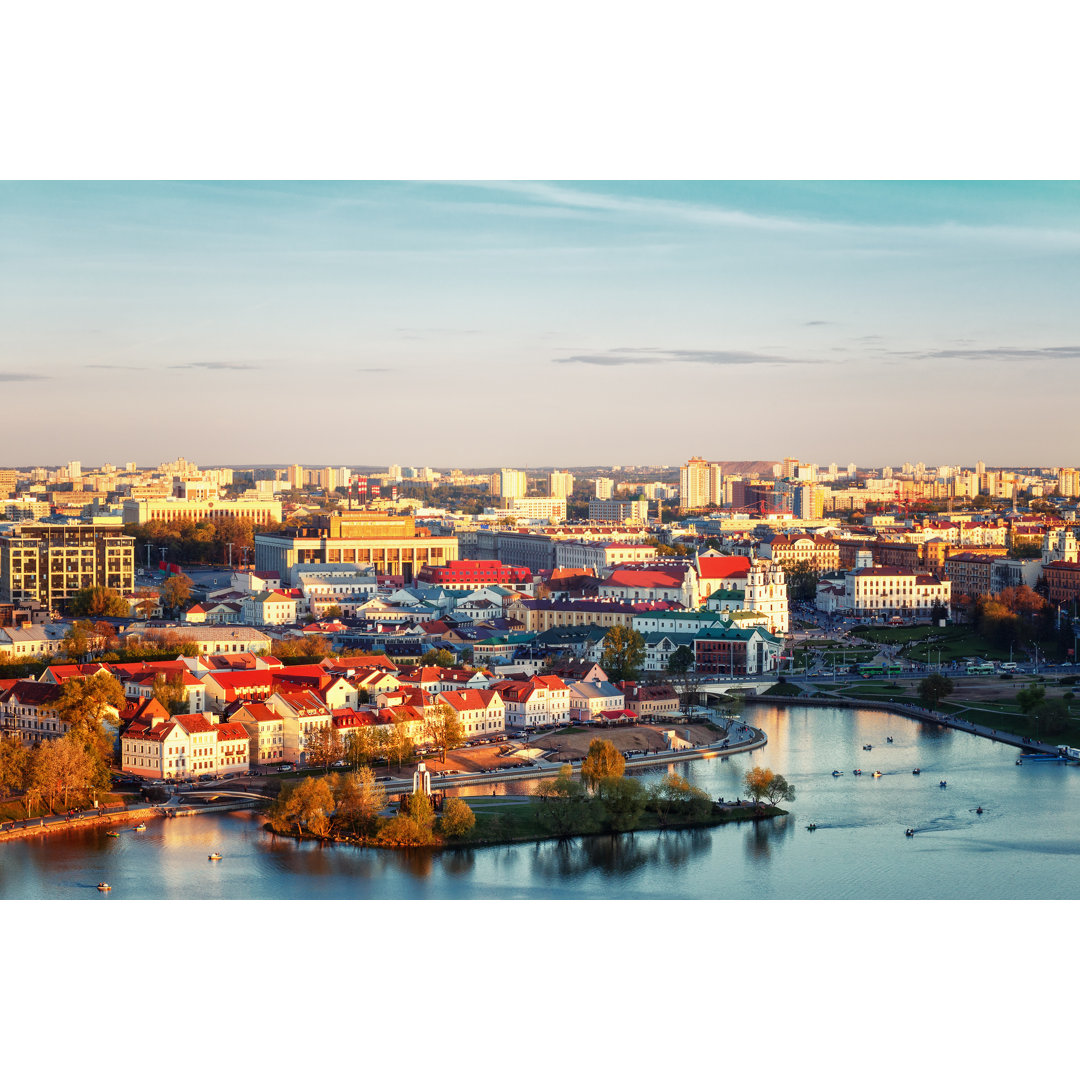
[2,180,1079,468]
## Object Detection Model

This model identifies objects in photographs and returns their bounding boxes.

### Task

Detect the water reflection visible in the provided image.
[744,814,792,861]
[528,827,715,882]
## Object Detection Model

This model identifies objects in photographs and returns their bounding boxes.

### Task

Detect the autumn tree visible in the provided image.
[160,572,193,613]
[743,766,776,804]
[387,715,415,769]
[274,776,335,837]
[344,726,376,769]
[62,621,94,661]
[0,737,30,799]
[152,671,188,714]
[601,626,646,682]
[57,672,126,794]
[420,648,456,668]
[305,724,345,772]
[334,766,387,837]
[536,764,593,836]
[437,797,476,839]
[424,703,464,763]
[764,773,796,805]
[580,738,625,791]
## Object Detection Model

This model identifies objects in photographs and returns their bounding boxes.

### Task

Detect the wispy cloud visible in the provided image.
[0,372,48,381]
[804,320,832,326]
[920,345,1080,362]
[87,363,144,370]
[553,348,825,368]
[167,361,260,370]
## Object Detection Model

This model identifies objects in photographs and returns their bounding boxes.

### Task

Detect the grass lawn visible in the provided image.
[761,682,803,697]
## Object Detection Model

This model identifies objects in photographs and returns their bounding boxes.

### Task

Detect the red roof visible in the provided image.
[604,568,686,589]
[697,555,751,580]
[216,722,250,742]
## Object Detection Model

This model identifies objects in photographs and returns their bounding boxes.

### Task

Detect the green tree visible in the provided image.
[649,772,691,826]
[786,560,820,603]
[437,797,476,838]
[597,776,647,832]
[387,715,415,769]
[1030,698,1070,739]
[160,572,193,613]
[536,763,594,836]
[917,673,954,707]
[62,621,94,661]
[601,626,646,682]
[69,586,130,617]
[1016,683,1046,713]
[667,645,695,677]
[345,726,375,769]
[764,773,796,806]
[420,648,456,668]
[580,738,625,790]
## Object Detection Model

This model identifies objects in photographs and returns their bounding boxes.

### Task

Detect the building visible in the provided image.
[436,688,506,739]
[821,564,952,619]
[414,559,533,592]
[594,477,614,500]
[588,498,648,524]
[679,457,723,510]
[0,522,135,613]
[549,471,574,500]
[255,510,458,584]
[0,680,67,743]
[554,541,658,571]
[489,674,570,729]
[760,533,840,573]
[498,469,528,500]
[504,497,566,522]
[122,496,282,528]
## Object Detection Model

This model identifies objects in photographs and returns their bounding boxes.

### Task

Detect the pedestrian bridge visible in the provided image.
[692,678,782,701]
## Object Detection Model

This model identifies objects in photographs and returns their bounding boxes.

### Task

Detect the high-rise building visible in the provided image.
[594,477,614,500]
[679,457,722,509]
[499,468,528,501]
[549,471,574,500]
[589,497,648,524]
[286,464,304,490]
[848,462,857,477]
[0,523,134,613]
[67,461,82,480]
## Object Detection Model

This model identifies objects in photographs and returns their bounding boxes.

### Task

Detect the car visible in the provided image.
[278,765,293,772]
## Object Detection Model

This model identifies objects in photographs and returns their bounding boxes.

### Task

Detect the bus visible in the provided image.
[857,661,903,678]
[966,661,995,675]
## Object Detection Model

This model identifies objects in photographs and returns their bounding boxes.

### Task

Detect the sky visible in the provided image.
[3,179,1080,469]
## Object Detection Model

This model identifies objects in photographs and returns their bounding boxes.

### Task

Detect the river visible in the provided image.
[4,703,1079,900]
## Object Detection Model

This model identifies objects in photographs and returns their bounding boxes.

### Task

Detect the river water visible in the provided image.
[4,704,1079,900]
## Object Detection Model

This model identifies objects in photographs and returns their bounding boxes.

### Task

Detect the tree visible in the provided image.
[667,645,695,678]
[152,671,188,714]
[57,672,126,794]
[438,797,476,838]
[424,703,464,764]
[580,738,625,790]
[345,726,376,769]
[1030,699,1070,739]
[322,605,343,619]
[1016,684,1046,714]
[764,773,796,806]
[420,648,456,668]
[160,572,193,613]
[786,560,820,603]
[334,766,387,837]
[597,776,647,832]
[61,621,94,661]
[929,599,948,624]
[536,764,595,836]
[601,626,646,682]
[917,673,954,707]
[134,587,159,619]
[0,737,30,799]
[387,717,414,769]
[305,724,345,772]
[275,776,335,837]
[69,586,130,618]
[743,766,775,804]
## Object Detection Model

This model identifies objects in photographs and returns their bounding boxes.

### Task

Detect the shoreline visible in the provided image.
[0,803,163,844]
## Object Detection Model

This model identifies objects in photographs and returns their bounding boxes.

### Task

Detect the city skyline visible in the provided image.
[3,180,1080,465]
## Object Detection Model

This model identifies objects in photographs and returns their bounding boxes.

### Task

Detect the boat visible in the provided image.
[872,770,883,778]
[134,823,147,832]
[831,770,842,776]
[1016,759,1023,765]
[976,807,984,814]
[887,737,894,743]
[853,769,863,775]
[939,780,947,788]
[106,830,119,837]
[905,828,915,837]
[806,823,818,831]
[912,768,921,775]
[97,882,111,891]
[208,853,222,860]
[863,744,872,750]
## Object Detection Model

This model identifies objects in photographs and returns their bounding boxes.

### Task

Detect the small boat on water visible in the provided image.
[863,744,873,751]
[806,823,818,831]
[97,882,111,891]
[831,770,842,776]
[208,853,222,861]
[976,807,984,814]
[887,737,894,743]
[939,780,947,788]
[872,770,883,778]
[912,768,921,775]
[853,769,863,776]
[134,823,147,832]
[905,828,915,837]
[106,830,119,837]
[1016,759,1023,765]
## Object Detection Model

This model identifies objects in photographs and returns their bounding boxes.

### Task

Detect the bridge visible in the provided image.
[677,677,782,702]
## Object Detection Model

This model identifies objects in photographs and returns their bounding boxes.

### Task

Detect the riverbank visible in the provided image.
[0,802,163,843]
[742,694,1069,756]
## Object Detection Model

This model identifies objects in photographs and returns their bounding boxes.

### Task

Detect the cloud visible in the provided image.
[552,348,825,368]
[804,320,832,326]
[167,361,260,370]
[0,372,48,382]
[920,345,1080,362]
[87,364,144,370]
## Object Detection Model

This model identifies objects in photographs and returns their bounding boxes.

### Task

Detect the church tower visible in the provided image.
[745,558,789,635]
